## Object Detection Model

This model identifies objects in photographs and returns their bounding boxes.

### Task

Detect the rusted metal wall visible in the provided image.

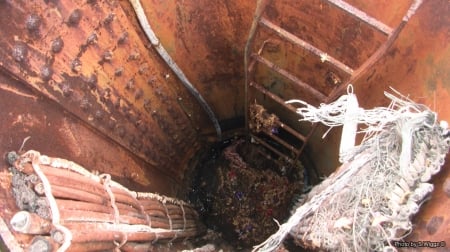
[0,0,448,248]
[352,0,450,244]
[0,0,215,192]
[128,0,257,123]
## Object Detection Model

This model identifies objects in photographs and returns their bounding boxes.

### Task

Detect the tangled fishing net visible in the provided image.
[253,85,450,252]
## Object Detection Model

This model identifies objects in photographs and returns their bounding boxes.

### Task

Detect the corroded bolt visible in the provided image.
[118,31,128,45]
[114,67,123,77]
[26,13,41,33]
[61,83,72,97]
[80,98,90,111]
[134,89,143,100]
[12,42,28,63]
[117,126,126,138]
[103,13,114,26]
[426,216,444,235]
[40,65,53,82]
[67,9,82,27]
[107,120,116,129]
[127,52,140,61]
[51,37,64,53]
[125,79,134,90]
[443,178,450,198]
[86,33,98,45]
[86,74,98,90]
[101,51,113,63]
[94,110,104,120]
[71,58,82,73]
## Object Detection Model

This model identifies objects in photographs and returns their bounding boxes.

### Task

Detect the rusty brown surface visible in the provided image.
[0,0,204,184]
[130,0,257,122]
[0,0,448,249]
[351,0,450,245]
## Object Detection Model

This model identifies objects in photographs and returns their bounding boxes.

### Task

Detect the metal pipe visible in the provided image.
[128,0,222,140]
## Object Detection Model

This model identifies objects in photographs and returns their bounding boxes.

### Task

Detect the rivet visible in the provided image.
[143,98,151,107]
[443,178,450,198]
[71,58,82,73]
[125,79,134,90]
[26,13,41,33]
[101,51,113,63]
[118,31,128,45]
[67,9,82,27]
[117,126,126,138]
[61,83,72,97]
[12,42,28,63]
[134,89,143,100]
[127,52,140,61]
[133,140,142,150]
[147,77,156,86]
[103,13,114,26]
[94,110,104,120]
[80,97,90,111]
[325,71,342,86]
[114,67,123,77]
[138,64,148,75]
[40,65,53,81]
[108,120,116,129]
[51,37,64,53]
[86,33,98,45]
[426,216,443,235]
[86,74,97,90]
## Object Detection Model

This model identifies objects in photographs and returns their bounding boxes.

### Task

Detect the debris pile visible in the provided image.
[190,139,303,249]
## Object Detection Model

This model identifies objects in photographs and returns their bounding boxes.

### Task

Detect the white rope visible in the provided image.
[255,85,450,251]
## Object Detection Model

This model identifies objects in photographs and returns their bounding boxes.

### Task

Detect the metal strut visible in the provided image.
[129,0,222,140]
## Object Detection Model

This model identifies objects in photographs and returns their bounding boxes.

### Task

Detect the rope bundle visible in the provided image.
[253,86,449,251]
[9,151,203,251]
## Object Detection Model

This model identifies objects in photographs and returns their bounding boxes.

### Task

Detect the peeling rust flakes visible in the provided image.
[51,37,64,54]
[12,42,28,63]
[67,9,82,27]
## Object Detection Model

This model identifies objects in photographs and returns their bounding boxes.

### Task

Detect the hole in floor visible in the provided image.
[187,136,309,250]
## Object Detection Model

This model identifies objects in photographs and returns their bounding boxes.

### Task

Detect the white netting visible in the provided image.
[253,85,450,252]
